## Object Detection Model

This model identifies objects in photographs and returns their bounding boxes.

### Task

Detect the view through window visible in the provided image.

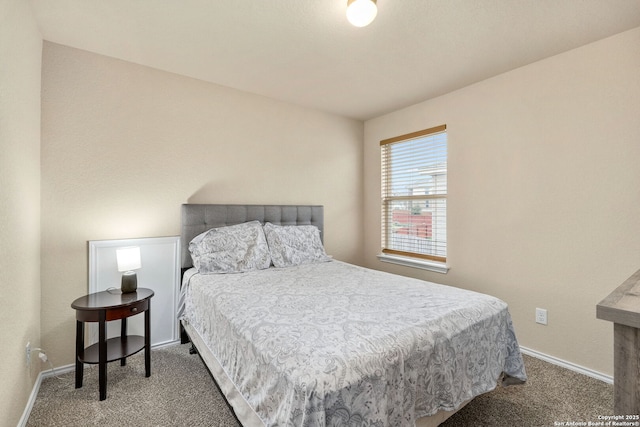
[381,125,447,262]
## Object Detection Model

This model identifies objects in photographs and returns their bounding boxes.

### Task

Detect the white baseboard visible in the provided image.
[520,346,613,384]
[17,363,75,427]
[17,340,180,427]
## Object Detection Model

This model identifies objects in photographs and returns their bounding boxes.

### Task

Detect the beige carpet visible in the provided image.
[441,355,613,426]
[27,344,613,426]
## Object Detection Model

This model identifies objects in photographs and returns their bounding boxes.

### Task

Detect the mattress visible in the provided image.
[179,260,526,426]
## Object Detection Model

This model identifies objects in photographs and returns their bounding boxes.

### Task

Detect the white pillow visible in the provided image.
[263,222,331,268]
[189,221,271,274]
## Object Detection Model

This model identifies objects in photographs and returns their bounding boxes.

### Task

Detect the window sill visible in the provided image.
[377,253,449,274]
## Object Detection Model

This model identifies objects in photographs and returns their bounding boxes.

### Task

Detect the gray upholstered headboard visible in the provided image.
[181,204,324,269]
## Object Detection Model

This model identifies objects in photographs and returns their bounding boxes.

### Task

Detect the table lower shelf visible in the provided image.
[79,335,145,364]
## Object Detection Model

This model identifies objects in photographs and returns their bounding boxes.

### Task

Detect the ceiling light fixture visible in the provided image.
[346,0,377,27]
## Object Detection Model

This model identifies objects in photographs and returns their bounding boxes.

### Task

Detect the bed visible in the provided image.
[177,204,526,426]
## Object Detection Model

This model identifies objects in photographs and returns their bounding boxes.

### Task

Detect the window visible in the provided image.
[381,124,447,263]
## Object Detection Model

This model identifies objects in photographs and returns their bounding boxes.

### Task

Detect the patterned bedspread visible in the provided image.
[179,260,526,426]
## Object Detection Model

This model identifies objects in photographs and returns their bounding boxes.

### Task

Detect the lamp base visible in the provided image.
[121,272,137,293]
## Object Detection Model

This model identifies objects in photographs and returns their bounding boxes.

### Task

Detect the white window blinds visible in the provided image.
[381,125,447,262]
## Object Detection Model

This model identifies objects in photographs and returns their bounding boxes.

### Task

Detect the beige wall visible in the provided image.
[40,42,364,366]
[0,0,42,425]
[364,27,640,376]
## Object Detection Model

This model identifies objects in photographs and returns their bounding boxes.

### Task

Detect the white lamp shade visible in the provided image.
[116,247,141,272]
[347,0,377,27]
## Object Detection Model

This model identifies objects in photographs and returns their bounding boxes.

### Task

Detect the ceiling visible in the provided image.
[31,0,640,121]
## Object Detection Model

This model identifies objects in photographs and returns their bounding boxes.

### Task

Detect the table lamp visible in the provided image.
[116,246,141,293]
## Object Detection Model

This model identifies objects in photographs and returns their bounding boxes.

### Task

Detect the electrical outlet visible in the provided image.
[26,342,31,365]
[535,308,548,325]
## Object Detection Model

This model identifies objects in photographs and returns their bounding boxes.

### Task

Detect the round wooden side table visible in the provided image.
[71,288,154,400]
